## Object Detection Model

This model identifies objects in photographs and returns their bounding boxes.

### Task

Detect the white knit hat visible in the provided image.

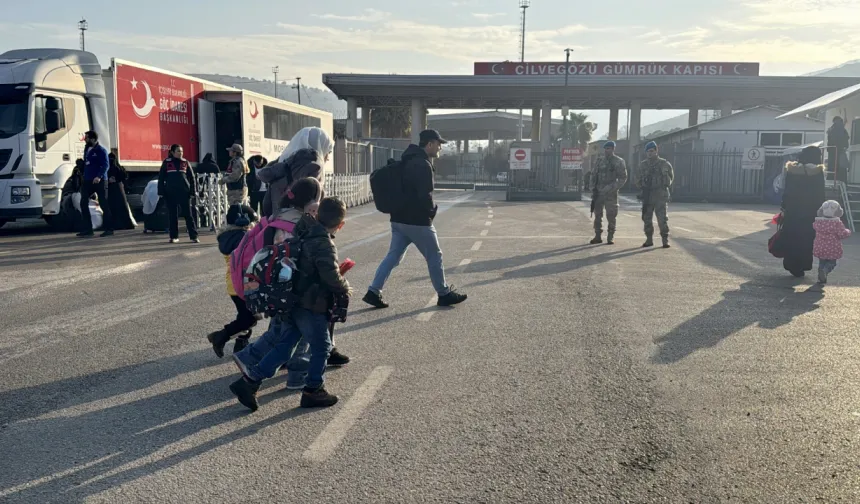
[819,200,843,219]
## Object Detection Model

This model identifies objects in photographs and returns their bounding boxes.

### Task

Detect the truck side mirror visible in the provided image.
[44,97,61,134]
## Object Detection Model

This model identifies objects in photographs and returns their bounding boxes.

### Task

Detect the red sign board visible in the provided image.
[115,63,202,163]
[561,148,583,162]
[514,149,527,161]
[474,62,759,77]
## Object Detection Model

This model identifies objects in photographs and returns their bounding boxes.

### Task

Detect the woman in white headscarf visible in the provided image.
[256,126,333,217]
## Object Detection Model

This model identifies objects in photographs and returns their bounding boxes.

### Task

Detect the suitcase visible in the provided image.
[143,198,170,233]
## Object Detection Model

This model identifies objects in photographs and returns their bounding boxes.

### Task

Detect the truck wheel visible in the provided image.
[44,215,70,232]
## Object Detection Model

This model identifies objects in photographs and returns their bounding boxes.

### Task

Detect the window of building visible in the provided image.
[759,132,806,147]
[262,105,321,141]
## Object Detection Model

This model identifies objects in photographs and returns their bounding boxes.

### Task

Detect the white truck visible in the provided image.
[0,48,333,229]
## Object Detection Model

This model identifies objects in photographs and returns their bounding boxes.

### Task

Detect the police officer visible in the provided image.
[157,144,199,244]
[636,141,674,248]
[589,141,628,245]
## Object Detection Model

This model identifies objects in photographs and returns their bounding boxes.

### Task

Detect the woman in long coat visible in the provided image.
[108,153,137,230]
[780,146,826,277]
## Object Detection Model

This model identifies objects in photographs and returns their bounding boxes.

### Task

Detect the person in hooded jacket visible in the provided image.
[779,145,826,277]
[158,144,199,243]
[363,129,467,309]
[827,116,851,183]
[247,155,268,215]
[220,144,250,205]
[196,153,221,175]
[257,126,332,217]
[108,152,136,230]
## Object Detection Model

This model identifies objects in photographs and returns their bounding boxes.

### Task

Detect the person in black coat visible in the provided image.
[247,154,268,215]
[157,144,199,243]
[108,153,136,230]
[197,153,221,175]
[780,145,826,277]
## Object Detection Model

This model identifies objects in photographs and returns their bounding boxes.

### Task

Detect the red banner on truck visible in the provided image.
[115,62,202,163]
[474,62,760,77]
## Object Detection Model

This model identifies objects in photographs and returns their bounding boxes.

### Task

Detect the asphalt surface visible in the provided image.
[0,191,858,503]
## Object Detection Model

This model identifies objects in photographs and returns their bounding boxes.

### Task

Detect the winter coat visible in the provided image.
[220,156,249,205]
[157,156,197,201]
[108,159,136,230]
[247,155,268,193]
[635,156,674,205]
[258,149,324,217]
[292,214,350,314]
[266,207,304,245]
[197,155,221,175]
[780,162,826,273]
[590,154,628,202]
[390,144,437,226]
[813,217,851,260]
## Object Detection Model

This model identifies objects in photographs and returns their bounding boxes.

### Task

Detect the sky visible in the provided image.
[2,0,858,138]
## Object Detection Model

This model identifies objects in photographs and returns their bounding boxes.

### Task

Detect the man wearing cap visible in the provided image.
[363,129,468,308]
[636,141,674,248]
[588,141,628,245]
[220,143,249,205]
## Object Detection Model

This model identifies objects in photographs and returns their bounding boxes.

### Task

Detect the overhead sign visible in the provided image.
[510,148,531,170]
[115,62,203,163]
[742,147,766,170]
[474,62,760,77]
[561,148,584,170]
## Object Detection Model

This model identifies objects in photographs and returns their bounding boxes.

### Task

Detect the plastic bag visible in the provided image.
[143,179,160,215]
[89,199,103,230]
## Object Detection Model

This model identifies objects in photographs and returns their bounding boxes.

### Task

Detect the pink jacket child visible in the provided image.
[813,200,851,260]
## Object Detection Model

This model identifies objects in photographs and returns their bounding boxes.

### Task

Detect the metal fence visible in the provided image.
[507,150,584,201]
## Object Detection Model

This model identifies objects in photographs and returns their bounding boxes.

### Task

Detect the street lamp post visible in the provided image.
[78,19,88,51]
[272,66,279,98]
[562,48,574,147]
[293,77,302,105]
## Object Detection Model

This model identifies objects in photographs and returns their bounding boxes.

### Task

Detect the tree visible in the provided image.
[371,107,412,138]
[558,112,596,148]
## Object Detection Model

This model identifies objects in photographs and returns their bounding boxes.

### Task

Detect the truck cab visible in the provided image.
[0,49,109,228]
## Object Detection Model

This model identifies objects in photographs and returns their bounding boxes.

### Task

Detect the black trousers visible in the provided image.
[225,295,257,337]
[80,179,113,233]
[166,194,198,240]
[250,190,264,216]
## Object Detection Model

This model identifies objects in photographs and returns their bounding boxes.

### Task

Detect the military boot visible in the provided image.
[606,231,615,245]
[590,233,603,245]
[642,235,654,248]
[661,234,670,249]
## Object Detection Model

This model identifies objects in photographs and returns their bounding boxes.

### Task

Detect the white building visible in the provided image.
[647,106,824,154]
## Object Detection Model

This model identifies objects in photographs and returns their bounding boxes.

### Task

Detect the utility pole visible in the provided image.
[292,77,302,105]
[272,66,279,98]
[78,18,88,51]
[517,0,530,142]
[562,48,574,146]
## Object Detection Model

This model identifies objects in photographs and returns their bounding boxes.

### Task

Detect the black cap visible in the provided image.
[419,129,448,145]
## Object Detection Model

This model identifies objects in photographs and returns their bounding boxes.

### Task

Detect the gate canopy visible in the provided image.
[323,74,860,110]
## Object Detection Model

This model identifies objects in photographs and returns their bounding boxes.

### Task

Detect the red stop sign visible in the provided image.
[514,149,526,161]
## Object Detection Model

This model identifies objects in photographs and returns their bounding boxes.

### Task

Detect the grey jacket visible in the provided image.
[257,148,324,217]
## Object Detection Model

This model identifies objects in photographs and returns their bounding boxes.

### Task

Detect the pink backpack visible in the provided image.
[229,217,296,300]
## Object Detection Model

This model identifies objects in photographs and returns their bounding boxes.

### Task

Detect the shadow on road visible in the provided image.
[0,348,316,502]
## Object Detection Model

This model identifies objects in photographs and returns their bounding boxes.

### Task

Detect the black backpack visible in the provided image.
[370,159,407,214]
[243,238,304,318]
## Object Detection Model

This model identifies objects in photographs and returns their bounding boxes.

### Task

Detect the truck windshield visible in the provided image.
[0,85,29,139]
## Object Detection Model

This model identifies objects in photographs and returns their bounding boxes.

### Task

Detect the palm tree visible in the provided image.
[370,107,412,138]
[559,112,596,148]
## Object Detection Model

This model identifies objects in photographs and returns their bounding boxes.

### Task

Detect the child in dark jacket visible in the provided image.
[207,204,260,358]
[230,196,351,411]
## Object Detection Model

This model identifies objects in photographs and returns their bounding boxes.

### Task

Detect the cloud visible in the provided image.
[471,13,507,20]
[313,9,390,22]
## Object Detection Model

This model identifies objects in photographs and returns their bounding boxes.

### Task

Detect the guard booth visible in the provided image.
[506,142,583,201]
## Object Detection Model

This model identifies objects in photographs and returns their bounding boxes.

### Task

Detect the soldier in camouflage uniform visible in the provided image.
[636,141,674,248]
[589,141,628,245]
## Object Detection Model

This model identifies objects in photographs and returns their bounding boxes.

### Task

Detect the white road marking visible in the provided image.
[485,221,492,226]
[716,246,762,270]
[416,295,439,322]
[345,210,377,221]
[339,231,389,252]
[625,213,639,218]
[0,453,122,499]
[487,214,493,219]
[458,258,472,267]
[471,241,483,251]
[480,229,489,237]
[304,366,395,463]
[674,226,694,233]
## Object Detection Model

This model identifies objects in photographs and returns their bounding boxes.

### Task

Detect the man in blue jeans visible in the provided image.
[363,129,467,308]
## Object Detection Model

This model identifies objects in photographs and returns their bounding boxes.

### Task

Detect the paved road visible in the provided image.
[0,192,858,503]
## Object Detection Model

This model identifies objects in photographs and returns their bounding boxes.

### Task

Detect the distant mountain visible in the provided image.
[805,60,860,77]
[191,74,348,118]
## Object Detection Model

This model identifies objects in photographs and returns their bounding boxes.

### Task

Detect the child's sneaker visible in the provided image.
[285,372,308,390]
[301,386,339,408]
[229,377,261,412]
[207,329,230,358]
[327,348,350,367]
